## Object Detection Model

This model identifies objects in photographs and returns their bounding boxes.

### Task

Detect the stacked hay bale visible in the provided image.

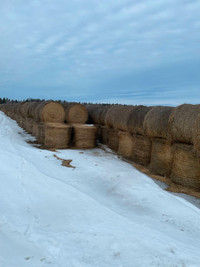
[144,106,174,176]
[169,104,200,189]
[127,105,152,165]
[105,105,135,152]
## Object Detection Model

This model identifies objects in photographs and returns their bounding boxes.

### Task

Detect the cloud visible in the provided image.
[0,0,200,104]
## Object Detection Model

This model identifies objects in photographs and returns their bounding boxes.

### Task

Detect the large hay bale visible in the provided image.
[127,106,152,135]
[99,126,109,145]
[20,102,34,118]
[149,138,174,177]
[108,129,119,152]
[25,118,34,134]
[118,131,134,159]
[171,143,200,190]
[144,106,174,139]
[44,123,72,149]
[169,104,200,144]
[63,103,88,124]
[132,135,152,166]
[87,104,112,125]
[73,124,96,149]
[105,105,135,131]
[28,102,40,118]
[34,101,65,123]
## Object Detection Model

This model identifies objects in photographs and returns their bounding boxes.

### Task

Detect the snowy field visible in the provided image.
[1,111,200,267]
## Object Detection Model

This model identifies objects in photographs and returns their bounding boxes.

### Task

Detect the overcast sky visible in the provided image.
[0,0,200,105]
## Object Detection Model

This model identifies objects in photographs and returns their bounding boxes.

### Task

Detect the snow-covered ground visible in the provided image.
[1,111,200,267]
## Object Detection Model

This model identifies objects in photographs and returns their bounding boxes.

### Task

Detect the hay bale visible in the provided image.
[99,126,109,145]
[169,104,200,144]
[32,121,39,137]
[149,138,174,177]
[25,118,34,134]
[73,124,96,149]
[28,102,40,118]
[118,131,134,159]
[44,123,72,149]
[108,129,119,152]
[34,101,65,123]
[87,104,112,125]
[63,103,88,124]
[127,106,152,135]
[132,135,152,166]
[105,105,135,131]
[171,143,200,190]
[144,106,174,139]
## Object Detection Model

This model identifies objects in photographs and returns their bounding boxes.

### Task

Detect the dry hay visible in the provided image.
[194,113,200,155]
[87,104,112,125]
[28,102,40,118]
[63,103,88,124]
[34,101,65,123]
[144,106,174,139]
[25,118,34,134]
[105,105,135,131]
[131,135,152,166]
[127,105,152,135]
[118,131,134,159]
[108,129,119,152]
[20,102,31,117]
[44,123,72,149]
[73,124,96,149]
[53,154,75,168]
[149,138,174,177]
[171,143,200,190]
[169,104,200,144]
[99,126,109,145]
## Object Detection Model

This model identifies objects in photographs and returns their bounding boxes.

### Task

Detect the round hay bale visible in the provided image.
[149,138,174,177]
[171,143,200,190]
[99,126,109,145]
[144,106,174,139]
[20,102,33,118]
[44,123,72,149]
[34,101,65,123]
[127,105,152,135]
[169,104,200,144]
[131,135,152,166]
[28,102,40,119]
[63,103,88,124]
[108,129,119,152]
[73,124,96,149]
[118,131,134,159]
[105,105,135,131]
[87,104,112,125]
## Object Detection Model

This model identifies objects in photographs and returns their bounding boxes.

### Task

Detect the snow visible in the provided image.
[0,111,200,267]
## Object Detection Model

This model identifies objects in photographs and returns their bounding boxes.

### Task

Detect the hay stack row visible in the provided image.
[0,101,97,149]
[86,103,200,191]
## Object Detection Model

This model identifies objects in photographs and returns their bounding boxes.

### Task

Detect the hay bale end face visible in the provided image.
[169,104,200,145]
[63,103,88,124]
[144,106,174,139]
[131,135,152,166]
[44,123,72,149]
[127,105,152,135]
[73,124,96,149]
[171,143,200,190]
[118,131,134,159]
[149,138,174,177]
[34,101,65,123]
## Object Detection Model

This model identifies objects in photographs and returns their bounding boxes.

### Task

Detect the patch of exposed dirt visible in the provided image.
[53,154,75,168]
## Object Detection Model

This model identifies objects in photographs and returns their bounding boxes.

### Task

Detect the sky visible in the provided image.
[0,0,200,105]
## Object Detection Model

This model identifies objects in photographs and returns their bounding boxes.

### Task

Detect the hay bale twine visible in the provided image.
[127,106,152,135]
[108,129,119,152]
[105,105,135,131]
[99,126,109,145]
[144,106,174,139]
[63,103,88,124]
[44,123,72,149]
[171,143,200,190]
[149,138,174,177]
[132,135,152,166]
[34,101,65,123]
[73,124,96,149]
[118,131,134,159]
[169,104,200,144]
